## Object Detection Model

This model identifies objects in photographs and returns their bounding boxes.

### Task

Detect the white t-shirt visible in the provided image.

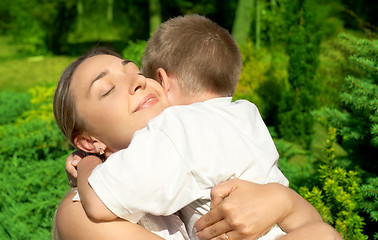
[89,97,289,239]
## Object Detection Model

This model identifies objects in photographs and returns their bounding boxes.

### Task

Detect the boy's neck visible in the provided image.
[169,91,225,105]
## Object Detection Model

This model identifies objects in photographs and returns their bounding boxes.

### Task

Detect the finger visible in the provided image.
[217,231,244,240]
[194,204,225,232]
[71,155,82,167]
[211,233,229,240]
[211,180,237,208]
[69,179,77,188]
[65,160,78,178]
[196,219,233,240]
[65,154,73,168]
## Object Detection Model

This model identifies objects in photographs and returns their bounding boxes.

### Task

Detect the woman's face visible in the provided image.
[70,54,170,152]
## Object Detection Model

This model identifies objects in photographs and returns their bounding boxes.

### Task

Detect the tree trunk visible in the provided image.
[107,0,113,23]
[149,0,162,35]
[232,0,254,46]
[255,0,261,49]
[77,0,83,32]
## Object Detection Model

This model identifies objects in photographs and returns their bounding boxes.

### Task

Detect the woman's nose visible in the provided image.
[129,75,146,95]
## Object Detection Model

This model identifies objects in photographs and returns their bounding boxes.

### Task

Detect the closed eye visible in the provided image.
[102,86,115,97]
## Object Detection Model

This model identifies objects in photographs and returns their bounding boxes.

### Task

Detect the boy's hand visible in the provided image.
[65,151,85,188]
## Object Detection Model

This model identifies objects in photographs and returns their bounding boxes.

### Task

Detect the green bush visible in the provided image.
[0,155,69,240]
[0,86,69,160]
[0,90,31,125]
[275,138,318,191]
[299,127,368,240]
[122,40,147,68]
[0,86,71,239]
[234,40,288,125]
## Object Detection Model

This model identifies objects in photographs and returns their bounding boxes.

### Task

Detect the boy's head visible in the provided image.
[141,14,242,98]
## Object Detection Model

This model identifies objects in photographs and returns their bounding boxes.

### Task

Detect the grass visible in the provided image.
[0,35,75,91]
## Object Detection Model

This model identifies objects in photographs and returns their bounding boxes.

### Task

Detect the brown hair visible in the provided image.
[141,14,242,97]
[53,48,123,146]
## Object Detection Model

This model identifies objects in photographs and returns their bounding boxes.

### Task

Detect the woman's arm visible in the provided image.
[194,179,342,240]
[77,155,118,221]
[55,190,165,240]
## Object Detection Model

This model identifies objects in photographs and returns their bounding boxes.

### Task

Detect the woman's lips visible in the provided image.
[134,94,158,112]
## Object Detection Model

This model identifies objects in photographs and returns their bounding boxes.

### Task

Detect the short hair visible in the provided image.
[53,48,123,146]
[141,14,242,97]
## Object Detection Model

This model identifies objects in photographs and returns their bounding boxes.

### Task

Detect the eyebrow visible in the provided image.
[122,60,133,66]
[89,70,109,92]
[88,59,133,93]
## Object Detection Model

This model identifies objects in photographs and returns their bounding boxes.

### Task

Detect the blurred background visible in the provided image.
[0,0,376,239]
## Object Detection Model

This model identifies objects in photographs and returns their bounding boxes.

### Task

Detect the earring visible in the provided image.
[99,148,105,155]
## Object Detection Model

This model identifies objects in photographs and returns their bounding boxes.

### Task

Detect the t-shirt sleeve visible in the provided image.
[88,122,203,223]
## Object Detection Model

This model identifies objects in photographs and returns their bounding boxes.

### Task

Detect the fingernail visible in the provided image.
[72,159,79,165]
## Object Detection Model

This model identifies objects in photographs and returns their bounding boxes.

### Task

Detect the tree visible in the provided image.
[6,0,76,54]
[277,0,322,148]
[149,0,162,35]
[317,34,377,172]
[299,127,368,240]
[255,0,261,49]
[232,0,254,46]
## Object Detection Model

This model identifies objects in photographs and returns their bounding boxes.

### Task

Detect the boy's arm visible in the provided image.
[194,179,341,240]
[77,155,118,221]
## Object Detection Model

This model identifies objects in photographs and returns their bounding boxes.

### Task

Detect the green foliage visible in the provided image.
[122,40,147,68]
[234,40,288,125]
[277,0,322,148]
[0,90,31,125]
[361,177,378,222]
[315,37,350,108]
[0,86,70,239]
[0,155,69,240]
[232,0,254,45]
[361,176,378,240]
[0,86,69,160]
[5,0,76,54]
[316,34,377,173]
[275,138,318,191]
[299,127,368,240]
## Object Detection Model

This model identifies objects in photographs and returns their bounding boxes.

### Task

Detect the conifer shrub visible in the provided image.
[316,34,377,172]
[361,176,378,239]
[299,127,368,240]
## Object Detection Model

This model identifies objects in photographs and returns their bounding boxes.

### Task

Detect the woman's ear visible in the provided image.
[74,135,106,154]
[157,68,173,92]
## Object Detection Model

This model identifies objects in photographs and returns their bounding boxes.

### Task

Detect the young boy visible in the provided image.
[73,14,289,239]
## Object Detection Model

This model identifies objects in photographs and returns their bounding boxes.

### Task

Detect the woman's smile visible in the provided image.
[134,94,159,113]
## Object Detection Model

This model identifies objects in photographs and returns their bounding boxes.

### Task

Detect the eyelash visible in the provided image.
[102,86,115,97]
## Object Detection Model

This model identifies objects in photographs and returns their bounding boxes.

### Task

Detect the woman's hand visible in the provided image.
[65,151,85,188]
[194,179,325,240]
[194,179,288,240]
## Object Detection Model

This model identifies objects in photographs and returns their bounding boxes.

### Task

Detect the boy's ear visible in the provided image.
[157,68,173,92]
[74,135,106,154]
